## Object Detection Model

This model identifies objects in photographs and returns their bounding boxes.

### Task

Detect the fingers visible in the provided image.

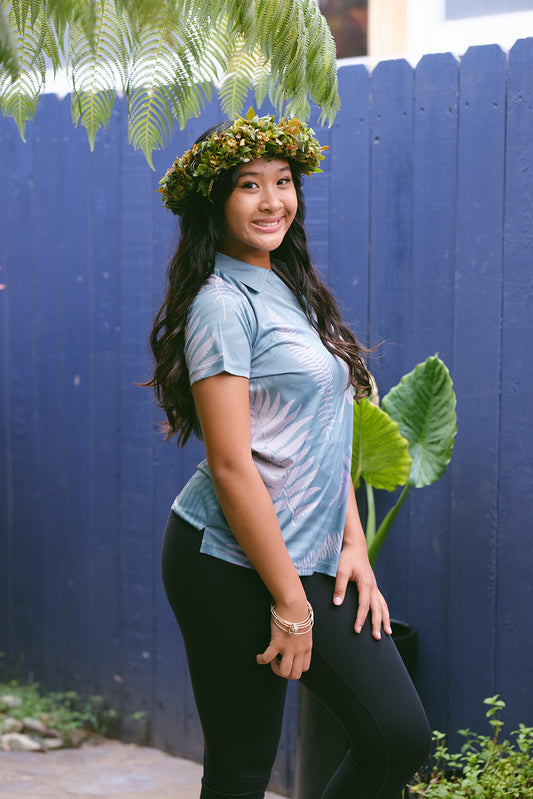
[381,598,392,637]
[257,633,312,680]
[354,584,392,640]
[354,588,371,635]
[256,642,278,667]
[333,570,348,607]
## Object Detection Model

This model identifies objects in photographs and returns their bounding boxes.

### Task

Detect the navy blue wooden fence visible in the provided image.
[1,39,532,795]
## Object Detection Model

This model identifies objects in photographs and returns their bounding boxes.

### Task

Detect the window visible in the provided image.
[446,0,533,20]
[319,0,368,58]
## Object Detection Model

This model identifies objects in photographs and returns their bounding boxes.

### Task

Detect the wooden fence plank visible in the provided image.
[2,118,44,677]
[0,117,14,670]
[299,110,331,280]
[89,101,125,708]
[329,64,371,343]
[31,96,70,690]
[407,51,460,730]
[449,43,507,736]
[118,124,157,736]
[368,57,415,618]
[497,37,533,722]
[149,118,214,761]
[60,106,96,696]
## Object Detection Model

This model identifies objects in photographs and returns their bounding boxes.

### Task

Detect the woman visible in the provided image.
[149,113,431,799]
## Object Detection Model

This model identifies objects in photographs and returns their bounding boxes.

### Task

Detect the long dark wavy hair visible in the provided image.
[147,123,372,446]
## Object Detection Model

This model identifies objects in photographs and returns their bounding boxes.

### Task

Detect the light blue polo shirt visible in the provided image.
[172,252,354,576]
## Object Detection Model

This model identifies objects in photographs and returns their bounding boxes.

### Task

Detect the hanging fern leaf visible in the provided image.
[127,3,209,167]
[46,0,98,50]
[219,44,257,119]
[128,84,174,168]
[0,1,46,139]
[253,51,269,110]
[302,0,338,121]
[172,79,212,130]
[0,4,19,80]
[266,1,307,96]
[69,0,130,149]
[0,0,340,164]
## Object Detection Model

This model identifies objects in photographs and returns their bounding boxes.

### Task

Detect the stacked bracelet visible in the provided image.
[270,601,314,635]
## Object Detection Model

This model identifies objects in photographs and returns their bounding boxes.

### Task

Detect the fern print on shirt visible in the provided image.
[172,252,354,577]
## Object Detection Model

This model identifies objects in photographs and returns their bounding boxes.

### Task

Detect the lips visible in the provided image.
[252,217,283,230]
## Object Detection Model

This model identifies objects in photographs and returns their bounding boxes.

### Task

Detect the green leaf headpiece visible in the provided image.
[159,108,328,215]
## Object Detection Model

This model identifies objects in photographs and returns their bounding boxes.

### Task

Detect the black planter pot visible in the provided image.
[295,620,418,799]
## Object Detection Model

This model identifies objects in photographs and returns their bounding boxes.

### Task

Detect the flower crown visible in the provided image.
[158,108,328,215]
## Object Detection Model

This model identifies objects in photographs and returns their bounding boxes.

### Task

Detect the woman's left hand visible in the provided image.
[333,542,392,640]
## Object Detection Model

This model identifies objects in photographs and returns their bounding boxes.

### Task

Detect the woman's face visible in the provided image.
[220,158,298,269]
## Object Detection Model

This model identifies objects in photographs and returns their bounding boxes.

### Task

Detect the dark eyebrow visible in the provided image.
[238,165,291,179]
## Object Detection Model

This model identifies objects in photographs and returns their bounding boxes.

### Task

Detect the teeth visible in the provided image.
[255,220,279,227]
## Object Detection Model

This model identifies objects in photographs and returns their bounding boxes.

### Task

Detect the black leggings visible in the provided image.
[162,513,431,799]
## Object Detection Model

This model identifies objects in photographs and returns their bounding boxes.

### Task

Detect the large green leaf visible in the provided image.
[351,398,412,492]
[382,355,457,488]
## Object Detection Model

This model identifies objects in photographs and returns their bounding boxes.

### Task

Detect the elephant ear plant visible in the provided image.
[352,355,457,566]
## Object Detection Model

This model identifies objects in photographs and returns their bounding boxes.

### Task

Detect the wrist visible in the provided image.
[271,592,309,621]
[271,601,314,635]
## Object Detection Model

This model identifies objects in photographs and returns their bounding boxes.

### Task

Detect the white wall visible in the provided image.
[407,0,533,61]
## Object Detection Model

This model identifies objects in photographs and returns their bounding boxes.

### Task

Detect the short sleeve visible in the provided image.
[184,275,255,385]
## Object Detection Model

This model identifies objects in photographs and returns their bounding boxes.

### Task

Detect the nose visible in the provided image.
[258,184,283,212]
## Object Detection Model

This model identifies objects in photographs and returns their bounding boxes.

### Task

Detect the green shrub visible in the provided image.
[409,696,533,798]
[0,680,118,744]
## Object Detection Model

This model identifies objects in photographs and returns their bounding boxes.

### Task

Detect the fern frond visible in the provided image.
[259,0,307,94]
[195,23,230,85]
[253,51,269,110]
[69,0,130,148]
[0,4,20,80]
[45,0,98,47]
[218,44,257,119]
[128,83,174,168]
[12,0,31,33]
[38,10,63,71]
[171,79,212,130]
[231,0,256,40]
[301,0,338,122]
[0,0,340,161]
[116,0,166,27]
[0,1,46,138]
[127,3,210,166]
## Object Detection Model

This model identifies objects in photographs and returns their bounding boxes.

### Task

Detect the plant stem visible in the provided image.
[365,480,376,549]
[367,484,411,567]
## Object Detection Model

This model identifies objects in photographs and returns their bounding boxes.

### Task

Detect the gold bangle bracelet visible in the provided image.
[270,601,314,635]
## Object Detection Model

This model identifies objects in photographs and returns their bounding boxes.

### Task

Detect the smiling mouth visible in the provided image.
[253,218,283,229]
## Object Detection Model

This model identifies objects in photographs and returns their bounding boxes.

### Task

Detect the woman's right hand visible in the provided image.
[256,602,313,680]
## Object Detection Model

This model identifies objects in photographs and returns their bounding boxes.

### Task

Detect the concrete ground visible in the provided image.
[0,740,286,799]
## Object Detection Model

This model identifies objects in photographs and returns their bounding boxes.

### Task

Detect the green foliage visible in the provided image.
[0,0,50,139]
[353,355,457,566]
[0,4,19,80]
[0,680,118,743]
[409,696,533,798]
[352,398,412,492]
[382,356,457,489]
[0,0,340,165]
[69,0,131,150]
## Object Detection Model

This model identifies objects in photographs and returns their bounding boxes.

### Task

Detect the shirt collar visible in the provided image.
[214,252,271,292]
